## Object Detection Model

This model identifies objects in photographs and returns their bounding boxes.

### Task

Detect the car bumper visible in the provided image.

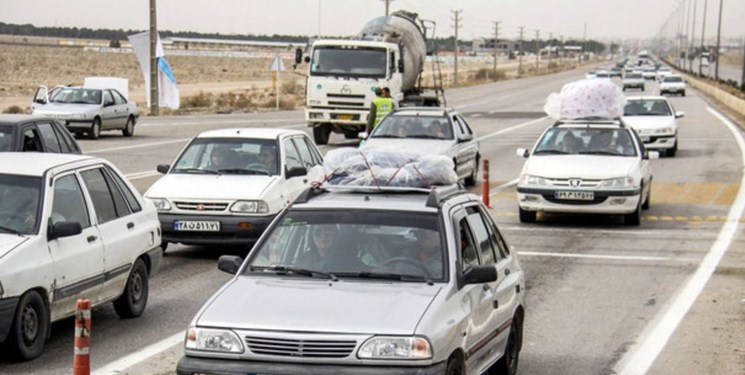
[159,213,276,246]
[63,119,95,131]
[517,187,641,214]
[623,83,644,88]
[660,87,685,93]
[640,135,676,150]
[0,296,20,343]
[176,356,447,375]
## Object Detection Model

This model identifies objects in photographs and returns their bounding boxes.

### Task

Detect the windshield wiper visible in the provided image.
[533,149,570,155]
[334,271,431,283]
[0,224,23,236]
[249,265,337,280]
[406,134,442,139]
[218,168,270,176]
[579,150,623,156]
[173,168,220,175]
[371,134,402,138]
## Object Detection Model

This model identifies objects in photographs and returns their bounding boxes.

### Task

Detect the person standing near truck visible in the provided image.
[365,87,394,136]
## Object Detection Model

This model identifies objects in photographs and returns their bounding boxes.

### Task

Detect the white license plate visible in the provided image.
[174,220,220,232]
[555,191,594,200]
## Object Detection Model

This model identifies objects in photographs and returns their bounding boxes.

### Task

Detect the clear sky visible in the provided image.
[0,0,743,42]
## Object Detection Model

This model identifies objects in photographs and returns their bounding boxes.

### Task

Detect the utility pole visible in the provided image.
[699,0,708,75]
[492,21,500,73]
[518,26,525,74]
[548,32,553,69]
[741,33,745,87]
[583,21,587,60]
[451,10,462,85]
[684,0,692,66]
[689,0,697,71]
[535,29,540,70]
[149,0,159,116]
[381,0,393,16]
[714,0,723,80]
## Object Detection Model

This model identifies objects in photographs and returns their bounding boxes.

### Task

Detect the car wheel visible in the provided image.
[464,156,479,187]
[641,85,645,91]
[5,290,48,360]
[642,184,651,210]
[622,87,626,92]
[122,116,135,137]
[446,354,466,375]
[113,258,149,318]
[489,316,522,375]
[313,124,331,145]
[160,241,169,254]
[342,129,358,140]
[667,141,677,157]
[624,196,642,226]
[519,207,536,223]
[88,117,101,140]
[681,91,686,97]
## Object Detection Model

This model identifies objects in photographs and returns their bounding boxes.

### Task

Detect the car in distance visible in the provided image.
[362,107,480,186]
[623,96,683,157]
[145,128,325,250]
[659,74,686,96]
[585,71,597,80]
[31,83,138,140]
[622,72,645,91]
[177,184,526,375]
[655,67,673,81]
[0,115,82,154]
[516,119,655,225]
[0,153,162,360]
[641,66,657,80]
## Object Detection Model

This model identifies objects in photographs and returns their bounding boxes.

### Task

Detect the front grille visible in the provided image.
[328,101,366,107]
[544,196,608,205]
[174,201,228,211]
[548,178,601,188]
[327,93,365,99]
[245,336,356,358]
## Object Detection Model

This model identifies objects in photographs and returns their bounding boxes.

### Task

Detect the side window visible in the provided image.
[479,206,510,259]
[112,90,126,105]
[51,122,74,153]
[37,123,62,153]
[283,138,303,171]
[52,174,91,228]
[456,115,474,135]
[293,137,316,169]
[103,90,114,106]
[80,168,128,224]
[105,165,142,212]
[458,218,480,270]
[466,206,497,265]
[302,137,324,165]
[452,116,466,136]
[22,128,43,152]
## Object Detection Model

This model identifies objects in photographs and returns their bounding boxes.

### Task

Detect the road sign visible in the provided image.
[270,55,286,72]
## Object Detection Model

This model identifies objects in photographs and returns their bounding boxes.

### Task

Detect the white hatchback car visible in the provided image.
[145,128,325,249]
[362,107,480,186]
[516,119,656,226]
[623,96,684,157]
[0,153,162,360]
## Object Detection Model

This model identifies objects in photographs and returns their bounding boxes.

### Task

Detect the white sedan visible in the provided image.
[516,120,656,225]
[623,96,684,157]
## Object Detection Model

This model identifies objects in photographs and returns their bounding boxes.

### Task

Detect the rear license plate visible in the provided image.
[174,220,220,232]
[336,114,354,120]
[555,191,594,201]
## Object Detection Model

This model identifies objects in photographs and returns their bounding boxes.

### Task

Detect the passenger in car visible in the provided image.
[209,148,232,170]
[560,132,582,153]
[296,225,339,269]
[257,145,278,174]
[411,229,444,278]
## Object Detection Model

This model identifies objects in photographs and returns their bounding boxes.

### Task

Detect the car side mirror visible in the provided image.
[516,148,529,158]
[458,133,473,142]
[48,221,82,241]
[463,265,497,285]
[304,56,311,63]
[35,98,47,105]
[286,166,308,179]
[156,164,170,174]
[218,255,243,275]
[294,48,303,64]
[675,111,685,118]
[104,101,114,107]
[358,131,369,139]
[648,151,660,160]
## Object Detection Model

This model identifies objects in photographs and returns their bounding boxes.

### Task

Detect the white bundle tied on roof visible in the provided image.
[544,79,627,120]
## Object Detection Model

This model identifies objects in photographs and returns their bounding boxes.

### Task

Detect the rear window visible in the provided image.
[626,74,642,79]
[372,114,454,140]
[664,76,683,83]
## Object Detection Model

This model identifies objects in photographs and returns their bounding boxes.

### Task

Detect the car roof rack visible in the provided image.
[293,183,467,208]
[553,117,626,128]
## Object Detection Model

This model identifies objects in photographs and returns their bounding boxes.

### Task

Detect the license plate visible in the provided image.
[555,191,594,200]
[336,114,353,120]
[174,220,220,232]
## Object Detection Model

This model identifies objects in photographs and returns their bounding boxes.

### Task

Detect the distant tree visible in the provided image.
[109,39,121,48]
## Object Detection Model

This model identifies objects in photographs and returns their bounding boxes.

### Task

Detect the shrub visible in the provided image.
[2,105,24,114]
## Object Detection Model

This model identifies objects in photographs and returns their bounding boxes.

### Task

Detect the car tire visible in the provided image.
[518,207,536,223]
[445,354,466,375]
[624,197,642,226]
[5,290,49,361]
[88,117,101,140]
[464,156,479,187]
[622,87,626,92]
[641,85,645,91]
[122,116,135,137]
[681,91,686,97]
[160,241,169,254]
[642,185,651,210]
[313,124,331,145]
[113,258,149,318]
[489,315,522,375]
[342,129,358,140]
[667,141,677,157]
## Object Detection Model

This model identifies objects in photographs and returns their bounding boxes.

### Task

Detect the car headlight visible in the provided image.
[147,198,172,211]
[74,113,89,119]
[185,327,244,353]
[357,336,432,360]
[598,177,635,189]
[654,127,674,135]
[230,200,269,213]
[519,174,550,187]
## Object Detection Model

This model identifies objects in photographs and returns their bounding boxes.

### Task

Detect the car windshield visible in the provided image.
[664,76,683,83]
[626,74,642,79]
[0,126,13,151]
[310,46,387,78]
[371,115,454,140]
[246,209,446,282]
[172,138,280,176]
[0,174,42,235]
[533,127,637,157]
[49,88,102,105]
[624,99,672,116]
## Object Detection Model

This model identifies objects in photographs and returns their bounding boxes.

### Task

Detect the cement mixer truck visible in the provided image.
[294,10,445,144]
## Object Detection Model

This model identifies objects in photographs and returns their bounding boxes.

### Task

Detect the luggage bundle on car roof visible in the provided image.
[543,79,627,121]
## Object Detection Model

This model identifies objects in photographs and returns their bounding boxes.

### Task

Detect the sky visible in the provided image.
[0,0,743,42]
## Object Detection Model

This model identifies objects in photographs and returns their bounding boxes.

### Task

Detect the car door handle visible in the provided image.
[504,268,511,276]
[127,222,135,229]
[87,235,97,243]
[482,283,490,291]
[303,179,308,183]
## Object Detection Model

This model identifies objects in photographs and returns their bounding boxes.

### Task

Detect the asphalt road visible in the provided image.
[1,69,743,375]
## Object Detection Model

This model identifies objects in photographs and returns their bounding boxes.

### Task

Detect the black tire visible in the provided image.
[622,87,626,92]
[518,207,536,223]
[312,124,331,145]
[113,258,149,318]
[624,196,642,226]
[490,317,522,375]
[122,116,135,137]
[88,117,101,140]
[641,85,645,91]
[342,129,358,140]
[445,354,466,375]
[464,156,479,187]
[667,141,677,157]
[642,185,651,210]
[160,241,169,254]
[5,290,48,360]
[681,91,686,97]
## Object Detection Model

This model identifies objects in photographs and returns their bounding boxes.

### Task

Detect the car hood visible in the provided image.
[524,155,639,179]
[623,116,676,131]
[145,174,278,200]
[363,139,454,156]
[0,235,29,261]
[33,103,100,114]
[197,277,442,334]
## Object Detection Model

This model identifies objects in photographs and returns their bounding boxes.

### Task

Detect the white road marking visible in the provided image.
[498,225,719,238]
[518,251,679,262]
[87,138,191,154]
[475,116,549,142]
[471,113,482,118]
[91,331,184,375]
[124,171,161,180]
[615,107,745,375]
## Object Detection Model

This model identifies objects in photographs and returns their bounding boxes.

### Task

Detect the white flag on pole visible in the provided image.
[128,31,180,109]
